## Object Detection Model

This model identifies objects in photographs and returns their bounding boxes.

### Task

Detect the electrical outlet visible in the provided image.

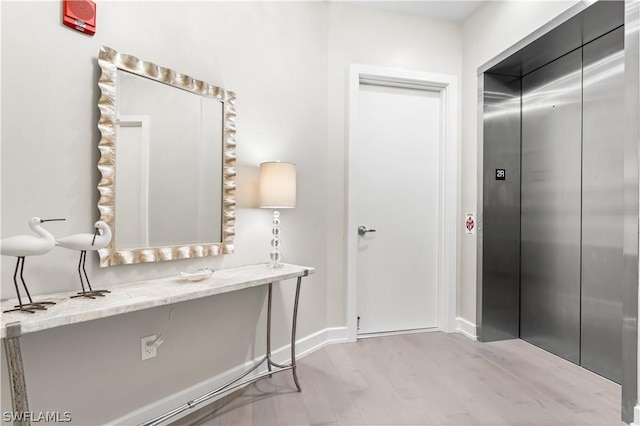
[141,335,157,360]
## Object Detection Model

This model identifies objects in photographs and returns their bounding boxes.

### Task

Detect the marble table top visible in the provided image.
[0,263,314,338]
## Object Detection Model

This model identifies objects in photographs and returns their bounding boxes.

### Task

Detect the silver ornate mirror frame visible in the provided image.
[96,45,236,267]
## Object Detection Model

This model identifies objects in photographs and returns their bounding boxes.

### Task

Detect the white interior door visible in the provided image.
[356,83,441,335]
[116,116,150,249]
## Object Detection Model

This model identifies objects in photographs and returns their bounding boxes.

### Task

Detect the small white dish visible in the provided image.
[179,268,214,282]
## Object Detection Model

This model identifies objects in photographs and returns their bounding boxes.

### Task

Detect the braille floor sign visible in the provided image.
[466,213,475,235]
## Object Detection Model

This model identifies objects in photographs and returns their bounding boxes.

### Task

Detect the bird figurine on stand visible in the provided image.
[56,221,112,299]
[0,217,65,313]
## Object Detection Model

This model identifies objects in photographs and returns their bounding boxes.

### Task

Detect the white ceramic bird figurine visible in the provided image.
[0,217,65,313]
[56,221,112,299]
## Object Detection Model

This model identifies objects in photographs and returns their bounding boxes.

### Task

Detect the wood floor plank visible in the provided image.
[217,393,254,426]
[172,332,626,426]
[271,372,309,425]
[251,378,283,426]
[297,353,338,425]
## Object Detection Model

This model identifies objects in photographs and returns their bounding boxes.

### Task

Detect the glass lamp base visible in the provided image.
[267,210,284,269]
[267,261,285,270]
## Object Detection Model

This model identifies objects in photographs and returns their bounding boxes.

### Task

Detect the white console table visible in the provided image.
[0,263,314,426]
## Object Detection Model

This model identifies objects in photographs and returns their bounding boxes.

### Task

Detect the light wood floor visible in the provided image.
[173,332,626,425]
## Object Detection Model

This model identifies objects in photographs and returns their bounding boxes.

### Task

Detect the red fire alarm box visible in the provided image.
[63,0,96,36]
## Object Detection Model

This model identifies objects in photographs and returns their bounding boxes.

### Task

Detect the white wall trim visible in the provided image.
[630,405,640,426]
[346,64,459,342]
[455,317,477,341]
[326,326,350,344]
[108,327,348,426]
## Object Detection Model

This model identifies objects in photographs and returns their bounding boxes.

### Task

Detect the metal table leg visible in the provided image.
[266,282,273,376]
[265,271,306,392]
[4,322,30,426]
[290,276,303,392]
[142,269,309,425]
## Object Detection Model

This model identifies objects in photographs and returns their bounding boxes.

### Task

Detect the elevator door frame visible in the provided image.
[476,0,638,423]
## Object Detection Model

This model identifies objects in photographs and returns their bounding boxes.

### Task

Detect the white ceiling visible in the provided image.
[336,1,485,22]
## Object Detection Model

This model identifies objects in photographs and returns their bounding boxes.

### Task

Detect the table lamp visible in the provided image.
[259,161,296,269]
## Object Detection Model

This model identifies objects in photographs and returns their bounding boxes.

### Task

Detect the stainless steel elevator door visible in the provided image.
[581,27,625,384]
[480,74,521,342]
[521,49,583,364]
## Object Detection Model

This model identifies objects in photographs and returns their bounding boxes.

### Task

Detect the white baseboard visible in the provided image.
[326,326,350,345]
[109,327,348,426]
[455,317,477,340]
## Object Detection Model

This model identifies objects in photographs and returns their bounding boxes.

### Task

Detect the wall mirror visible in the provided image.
[97,46,236,267]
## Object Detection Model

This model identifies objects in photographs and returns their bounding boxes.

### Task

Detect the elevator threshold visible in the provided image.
[520,337,621,385]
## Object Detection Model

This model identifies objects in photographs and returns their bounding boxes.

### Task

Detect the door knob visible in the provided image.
[358,226,377,236]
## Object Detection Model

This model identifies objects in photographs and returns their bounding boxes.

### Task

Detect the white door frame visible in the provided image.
[346,64,459,342]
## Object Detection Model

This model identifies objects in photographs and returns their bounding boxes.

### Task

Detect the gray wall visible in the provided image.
[461,0,579,325]
[1,1,465,423]
[5,0,623,423]
[326,2,462,328]
[1,2,329,423]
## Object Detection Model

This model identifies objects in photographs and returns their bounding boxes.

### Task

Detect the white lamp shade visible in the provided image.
[259,162,296,208]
